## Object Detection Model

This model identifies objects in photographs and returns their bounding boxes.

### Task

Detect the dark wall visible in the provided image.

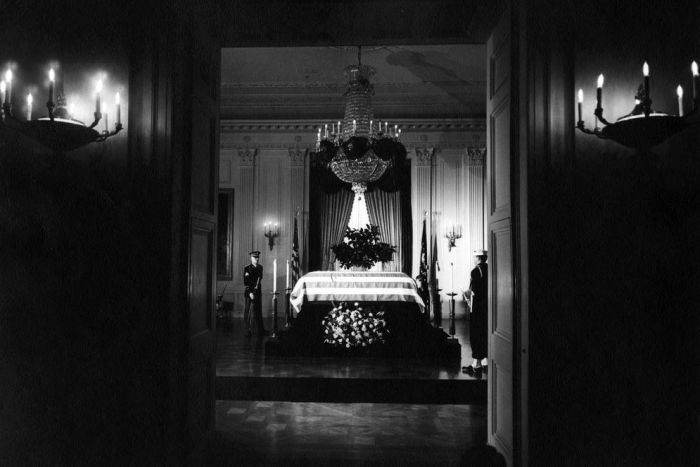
[528,1,699,464]
[0,2,184,464]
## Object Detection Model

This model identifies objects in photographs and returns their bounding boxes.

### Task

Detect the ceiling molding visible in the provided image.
[221,118,485,133]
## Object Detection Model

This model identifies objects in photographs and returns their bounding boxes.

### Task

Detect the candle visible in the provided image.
[26,93,32,120]
[115,92,121,125]
[332,123,335,135]
[369,120,373,135]
[68,103,75,118]
[103,109,109,132]
[677,85,684,116]
[379,121,382,133]
[397,128,401,139]
[337,120,341,135]
[450,261,454,293]
[385,121,388,134]
[643,62,650,102]
[324,123,328,138]
[95,78,103,114]
[5,69,12,104]
[596,74,604,110]
[48,68,55,103]
[286,260,290,289]
[577,88,583,123]
[394,124,398,136]
[0,81,5,104]
[273,258,277,294]
[353,119,356,134]
[692,61,699,104]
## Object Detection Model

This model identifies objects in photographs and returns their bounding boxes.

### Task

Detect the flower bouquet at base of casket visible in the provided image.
[322,302,388,354]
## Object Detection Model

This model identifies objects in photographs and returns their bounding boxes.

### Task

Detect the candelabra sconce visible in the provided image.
[263,222,279,250]
[1,67,124,154]
[444,224,462,252]
[576,61,699,150]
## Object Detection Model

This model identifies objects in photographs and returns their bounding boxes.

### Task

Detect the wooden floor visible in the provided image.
[213,315,487,465]
[213,400,486,466]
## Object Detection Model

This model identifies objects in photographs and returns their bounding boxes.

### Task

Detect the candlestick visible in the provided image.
[103,110,108,132]
[577,88,583,123]
[1,81,6,105]
[115,92,121,125]
[5,69,12,105]
[643,62,650,107]
[677,85,684,116]
[95,78,102,114]
[596,74,604,110]
[692,61,699,105]
[286,260,290,289]
[48,68,55,104]
[26,94,32,120]
[273,258,277,294]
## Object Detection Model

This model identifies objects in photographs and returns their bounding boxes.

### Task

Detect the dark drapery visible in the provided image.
[365,161,412,274]
[309,167,354,271]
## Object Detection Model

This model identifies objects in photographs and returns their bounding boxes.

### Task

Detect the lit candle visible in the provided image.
[577,88,583,123]
[353,119,356,134]
[103,108,109,132]
[0,81,5,105]
[324,123,328,138]
[68,103,75,118]
[317,128,321,143]
[332,123,335,135]
[378,121,382,133]
[337,121,341,135]
[596,74,604,110]
[385,121,388,134]
[48,68,55,103]
[286,259,290,289]
[26,93,33,120]
[397,128,401,139]
[5,69,13,104]
[677,85,684,117]
[692,61,699,104]
[115,92,121,125]
[369,120,373,135]
[95,78,103,114]
[394,124,398,136]
[273,258,277,294]
[643,62,650,103]
[450,261,454,293]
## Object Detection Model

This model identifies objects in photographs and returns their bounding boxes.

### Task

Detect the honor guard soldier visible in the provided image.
[243,251,267,337]
[463,249,488,375]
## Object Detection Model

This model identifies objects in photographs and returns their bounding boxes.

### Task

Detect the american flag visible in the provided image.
[417,217,429,305]
[291,215,300,285]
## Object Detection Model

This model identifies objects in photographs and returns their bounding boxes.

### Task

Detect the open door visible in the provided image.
[486,6,526,466]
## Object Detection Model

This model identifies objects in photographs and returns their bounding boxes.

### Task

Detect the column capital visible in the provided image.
[288,147,308,166]
[466,147,486,165]
[238,147,257,166]
[414,147,437,166]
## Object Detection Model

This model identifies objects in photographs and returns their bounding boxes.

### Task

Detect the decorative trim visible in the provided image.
[238,148,257,166]
[288,148,307,165]
[466,147,487,165]
[414,147,437,166]
[221,118,485,133]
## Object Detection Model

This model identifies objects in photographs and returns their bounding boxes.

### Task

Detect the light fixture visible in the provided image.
[314,46,406,195]
[0,65,124,153]
[444,223,462,252]
[576,61,699,149]
[264,222,279,250]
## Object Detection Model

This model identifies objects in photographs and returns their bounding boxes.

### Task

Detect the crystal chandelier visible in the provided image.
[0,65,124,153]
[315,47,406,194]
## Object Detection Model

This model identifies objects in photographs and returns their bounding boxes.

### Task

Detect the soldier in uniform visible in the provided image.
[463,249,488,374]
[243,251,267,337]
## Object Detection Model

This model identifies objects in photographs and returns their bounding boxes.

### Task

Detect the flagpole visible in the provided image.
[428,149,434,326]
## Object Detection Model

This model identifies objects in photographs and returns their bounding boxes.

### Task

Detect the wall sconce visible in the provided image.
[444,223,462,252]
[264,222,279,250]
[576,61,699,149]
[1,65,124,154]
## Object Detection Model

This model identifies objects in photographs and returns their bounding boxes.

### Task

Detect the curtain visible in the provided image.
[366,163,412,274]
[316,188,354,271]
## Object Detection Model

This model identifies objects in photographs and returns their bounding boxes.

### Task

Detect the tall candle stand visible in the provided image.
[447,292,457,338]
[271,292,279,338]
[284,287,292,327]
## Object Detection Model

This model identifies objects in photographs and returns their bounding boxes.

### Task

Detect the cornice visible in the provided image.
[221,118,485,133]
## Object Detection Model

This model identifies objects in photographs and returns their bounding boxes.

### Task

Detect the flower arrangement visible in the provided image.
[322,302,388,348]
[331,224,396,270]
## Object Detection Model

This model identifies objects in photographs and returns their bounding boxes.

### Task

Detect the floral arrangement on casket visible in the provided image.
[331,224,396,270]
[322,302,388,348]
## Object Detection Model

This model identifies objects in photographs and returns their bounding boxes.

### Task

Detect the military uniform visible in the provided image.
[243,251,266,336]
[468,252,488,361]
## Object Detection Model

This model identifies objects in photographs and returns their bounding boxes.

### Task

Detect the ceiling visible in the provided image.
[220,44,487,120]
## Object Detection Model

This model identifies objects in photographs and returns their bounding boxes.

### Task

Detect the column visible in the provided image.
[234,147,257,312]
[288,147,308,277]
[465,147,486,253]
[412,147,436,276]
